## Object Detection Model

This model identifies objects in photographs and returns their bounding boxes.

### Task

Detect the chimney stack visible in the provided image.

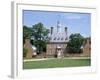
[65,27,67,34]
[51,27,53,35]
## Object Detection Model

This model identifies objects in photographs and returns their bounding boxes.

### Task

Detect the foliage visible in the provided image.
[31,22,49,54]
[23,26,33,44]
[23,23,49,54]
[23,48,28,57]
[67,33,84,53]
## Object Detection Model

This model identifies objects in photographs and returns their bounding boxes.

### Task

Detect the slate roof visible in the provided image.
[48,21,68,43]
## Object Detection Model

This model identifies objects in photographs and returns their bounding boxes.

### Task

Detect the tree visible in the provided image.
[31,23,49,54]
[67,33,84,53]
[23,26,33,44]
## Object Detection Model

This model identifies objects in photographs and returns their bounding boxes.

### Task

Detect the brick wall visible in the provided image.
[24,39,33,59]
[46,42,67,56]
[46,38,91,57]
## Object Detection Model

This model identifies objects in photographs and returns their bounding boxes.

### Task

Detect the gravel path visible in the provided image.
[23,57,90,62]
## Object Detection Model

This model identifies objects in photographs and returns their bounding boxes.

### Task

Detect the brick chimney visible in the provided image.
[51,27,53,35]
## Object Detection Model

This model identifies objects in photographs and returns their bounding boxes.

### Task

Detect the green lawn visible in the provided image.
[23,58,91,69]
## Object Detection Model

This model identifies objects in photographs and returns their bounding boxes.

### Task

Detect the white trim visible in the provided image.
[11,1,97,78]
[11,2,18,78]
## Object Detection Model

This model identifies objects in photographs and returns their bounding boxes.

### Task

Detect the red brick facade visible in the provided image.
[46,38,91,57]
[24,38,91,58]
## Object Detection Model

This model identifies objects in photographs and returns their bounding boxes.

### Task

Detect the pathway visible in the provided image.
[23,57,90,62]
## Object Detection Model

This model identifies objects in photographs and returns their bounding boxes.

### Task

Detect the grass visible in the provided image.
[23,58,91,69]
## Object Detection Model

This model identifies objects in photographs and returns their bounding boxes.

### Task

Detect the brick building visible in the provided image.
[46,21,68,57]
[83,37,91,56]
[24,21,91,58]
[46,21,91,57]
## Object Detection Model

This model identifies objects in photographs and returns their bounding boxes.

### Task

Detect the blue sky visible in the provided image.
[23,10,91,37]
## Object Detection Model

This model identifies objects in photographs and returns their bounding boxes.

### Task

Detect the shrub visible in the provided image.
[23,48,28,57]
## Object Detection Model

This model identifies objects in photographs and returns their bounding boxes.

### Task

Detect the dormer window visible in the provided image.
[49,37,52,40]
[57,37,60,40]
[54,37,56,40]
[65,37,67,40]
[61,37,63,40]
